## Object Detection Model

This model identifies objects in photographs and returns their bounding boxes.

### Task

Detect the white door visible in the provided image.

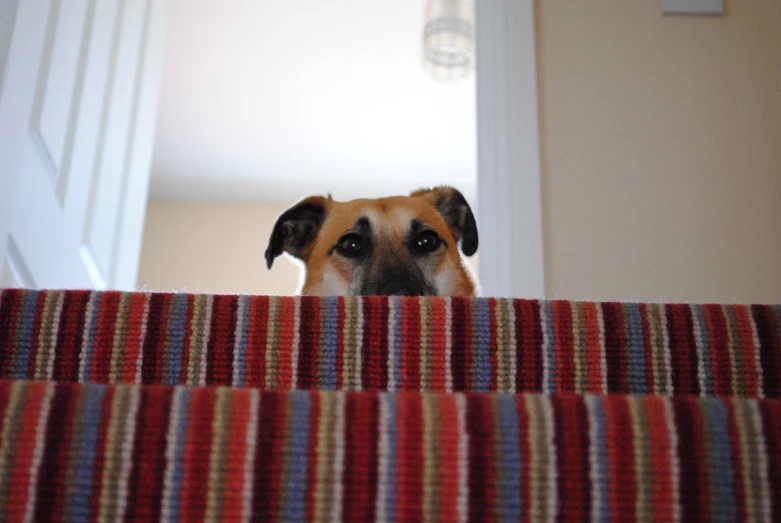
[0,0,168,290]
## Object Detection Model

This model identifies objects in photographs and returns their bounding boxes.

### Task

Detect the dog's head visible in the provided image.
[265,186,478,296]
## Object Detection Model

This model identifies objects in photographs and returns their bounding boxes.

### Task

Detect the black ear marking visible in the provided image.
[411,186,478,256]
[265,197,328,269]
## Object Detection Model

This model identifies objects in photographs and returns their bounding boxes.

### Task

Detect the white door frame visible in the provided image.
[475,0,545,298]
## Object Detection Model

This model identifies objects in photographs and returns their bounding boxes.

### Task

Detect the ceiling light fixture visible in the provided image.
[422,0,474,81]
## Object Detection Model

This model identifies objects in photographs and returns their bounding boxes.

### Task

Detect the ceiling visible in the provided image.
[149,0,477,204]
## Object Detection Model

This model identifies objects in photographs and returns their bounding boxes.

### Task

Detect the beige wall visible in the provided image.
[537,0,781,303]
[138,200,479,295]
[138,201,301,295]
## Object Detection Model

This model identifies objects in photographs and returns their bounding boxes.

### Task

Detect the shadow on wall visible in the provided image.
[138,200,479,295]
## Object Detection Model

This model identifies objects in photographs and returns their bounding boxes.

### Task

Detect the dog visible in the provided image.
[264,186,478,296]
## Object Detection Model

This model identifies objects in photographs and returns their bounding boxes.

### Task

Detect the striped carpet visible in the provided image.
[0,288,779,521]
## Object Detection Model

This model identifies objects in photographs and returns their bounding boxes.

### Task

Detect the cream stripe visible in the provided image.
[45,291,66,381]
[541,395,558,522]
[572,302,585,394]
[161,387,186,520]
[199,296,214,386]
[506,299,517,394]
[660,306,672,395]
[109,292,131,383]
[539,304,551,393]
[113,386,140,522]
[455,393,468,523]
[33,291,56,380]
[205,389,231,522]
[264,297,280,389]
[420,297,431,391]
[663,398,681,523]
[134,293,151,384]
[341,298,355,390]
[690,305,707,396]
[23,382,54,522]
[496,299,506,392]
[734,399,770,523]
[98,387,133,521]
[374,394,392,523]
[78,292,99,383]
[445,297,453,394]
[722,306,743,396]
[747,401,771,522]
[0,381,28,518]
[186,295,204,385]
[586,396,603,523]
[232,296,247,386]
[630,397,651,523]
[291,297,302,387]
[314,393,336,520]
[330,392,346,522]
[746,308,765,398]
[355,297,364,392]
[596,305,608,394]
[241,390,260,523]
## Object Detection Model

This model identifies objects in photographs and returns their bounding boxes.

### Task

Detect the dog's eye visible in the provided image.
[412,231,440,254]
[336,234,367,258]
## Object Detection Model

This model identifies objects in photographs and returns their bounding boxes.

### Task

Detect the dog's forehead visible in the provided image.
[325,196,443,234]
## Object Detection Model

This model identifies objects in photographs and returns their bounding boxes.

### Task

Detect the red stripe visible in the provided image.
[141,293,170,385]
[752,305,780,398]
[759,399,781,520]
[222,389,252,519]
[604,395,637,522]
[89,292,122,383]
[34,383,80,521]
[6,382,49,521]
[49,291,91,381]
[725,399,748,523]
[206,295,237,386]
[602,302,627,393]
[120,293,149,383]
[672,397,709,521]
[430,298,447,392]
[252,391,287,521]
[733,306,760,397]
[88,386,116,522]
[552,394,591,519]
[396,393,424,521]
[245,296,269,387]
[0,289,21,377]
[488,299,498,391]
[361,296,389,391]
[516,300,543,393]
[124,385,173,522]
[178,295,195,385]
[551,301,575,393]
[643,397,675,521]
[400,297,421,391]
[180,388,216,521]
[666,304,699,395]
[438,395,461,521]
[342,392,379,520]
[304,392,321,522]
[582,302,603,393]
[451,298,469,391]
[297,296,320,389]
[703,304,732,395]
[275,298,296,389]
[467,394,496,522]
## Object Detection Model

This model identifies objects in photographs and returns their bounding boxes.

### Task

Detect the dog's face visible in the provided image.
[265,186,478,296]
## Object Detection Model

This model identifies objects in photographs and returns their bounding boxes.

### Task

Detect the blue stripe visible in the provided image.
[283,391,312,522]
[321,297,339,390]
[80,292,103,382]
[496,395,522,519]
[12,290,39,379]
[475,299,491,393]
[165,294,189,385]
[68,384,107,522]
[168,388,192,522]
[383,395,398,522]
[544,302,556,394]
[692,305,714,395]
[391,297,402,392]
[588,396,610,523]
[624,303,647,394]
[236,295,250,387]
[703,398,736,521]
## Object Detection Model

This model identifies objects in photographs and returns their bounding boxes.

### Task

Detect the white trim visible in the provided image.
[474,0,545,298]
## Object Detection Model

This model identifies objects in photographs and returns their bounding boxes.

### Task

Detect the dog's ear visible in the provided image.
[265,196,330,269]
[411,186,478,256]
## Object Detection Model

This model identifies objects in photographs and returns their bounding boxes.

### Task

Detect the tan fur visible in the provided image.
[267,187,478,297]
